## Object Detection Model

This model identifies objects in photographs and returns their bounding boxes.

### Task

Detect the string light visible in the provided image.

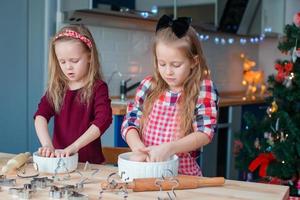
[197,28,271,45]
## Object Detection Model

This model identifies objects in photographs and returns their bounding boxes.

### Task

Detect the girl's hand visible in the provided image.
[38,146,55,157]
[128,151,149,162]
[55,144,78,157]
[140,143,173,162]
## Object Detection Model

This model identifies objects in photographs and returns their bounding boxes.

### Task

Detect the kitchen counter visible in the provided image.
[0,152,289,200]
[111,92,266,115]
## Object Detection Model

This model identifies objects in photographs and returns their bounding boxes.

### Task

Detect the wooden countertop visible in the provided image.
[0,152,289,200]
[111,92,266,115]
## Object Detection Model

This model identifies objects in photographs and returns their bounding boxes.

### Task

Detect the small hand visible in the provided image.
[128,151,149,162]
[55,144,78,158]
[38,146,55,157]
[140,143,173,162]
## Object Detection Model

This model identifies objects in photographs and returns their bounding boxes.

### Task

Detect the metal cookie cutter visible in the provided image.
[49,184,86,199]
[9,183,36,200]
[75,168,100,190]
[52,158,71,181]
[31,177,53,188]
[0,175,16,186]
[49,185,64,199]
[67,191,89,200]
[63,185,77,197]
[99,172,128,199]
[155,170,179,200]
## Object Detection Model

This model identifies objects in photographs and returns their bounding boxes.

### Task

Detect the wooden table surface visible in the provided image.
[0,153,289,200]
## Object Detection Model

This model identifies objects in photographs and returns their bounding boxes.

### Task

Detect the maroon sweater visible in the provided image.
[34,80,112,164]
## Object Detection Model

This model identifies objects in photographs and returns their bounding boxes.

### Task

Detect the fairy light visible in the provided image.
[151,5,158,14]
[140,12,149,18]
[282,160,285,164]
[240,38,247,45]
[221,38,226,45]
[197,28,271,45]
[228,38,234,44]
[214,37,220,44]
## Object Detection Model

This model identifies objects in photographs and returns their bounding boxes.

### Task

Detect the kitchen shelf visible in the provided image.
[63,9,158,32]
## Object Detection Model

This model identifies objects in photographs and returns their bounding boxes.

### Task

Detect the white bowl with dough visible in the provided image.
[118,152,179,181]
[33,151,78,174]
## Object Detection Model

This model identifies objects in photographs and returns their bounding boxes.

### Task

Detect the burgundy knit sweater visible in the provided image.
[34,80,112,164]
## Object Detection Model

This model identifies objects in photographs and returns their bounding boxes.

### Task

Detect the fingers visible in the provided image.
[138,147,150,153]
[55,150,67,158]
[38,147,54,157]
[38,147,73,158]
[146,155,151,162]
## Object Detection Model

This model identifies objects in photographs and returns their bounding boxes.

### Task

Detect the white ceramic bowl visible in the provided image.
[32,151,78,174]
[118,152,179,181]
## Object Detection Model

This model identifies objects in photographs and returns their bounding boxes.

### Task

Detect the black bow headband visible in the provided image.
[156,15,192,38]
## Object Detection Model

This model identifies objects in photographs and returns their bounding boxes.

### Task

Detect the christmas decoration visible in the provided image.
[293,12,300,27]
[266,101,278,117]
[235,11,300,197]
[292,46,300,62]
[240,53,266,98]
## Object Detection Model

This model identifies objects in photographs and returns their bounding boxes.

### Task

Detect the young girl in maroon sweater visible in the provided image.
[34,25,112,164]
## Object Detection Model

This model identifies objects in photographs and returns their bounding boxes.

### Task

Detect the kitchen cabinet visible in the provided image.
[202,105,242,179]
[206,102,267,180]
[114,115,128,147]
[249,0,300,35]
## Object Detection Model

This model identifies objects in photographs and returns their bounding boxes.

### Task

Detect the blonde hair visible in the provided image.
[47,24,102,113]
[143,26,210,136]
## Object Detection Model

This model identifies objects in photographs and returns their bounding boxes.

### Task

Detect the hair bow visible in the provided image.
[156,15,192,38]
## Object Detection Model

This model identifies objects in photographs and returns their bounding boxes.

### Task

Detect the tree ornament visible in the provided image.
[292,47,300,62]
[280,132,286,142]
[293,12,300,27]
[275,118,279,131]
[274,61,293,83]
[283,76,292,88]
[254,137,261,149]
[264,132,271,139]
[296,179,300,195]
[266,146,272,152]
[283,73,294,88]
[267,101,278,117]
[267,135,274,146]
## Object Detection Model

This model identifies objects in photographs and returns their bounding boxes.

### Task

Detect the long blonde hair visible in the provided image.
[143,26,210,136]
[47,24,102,113]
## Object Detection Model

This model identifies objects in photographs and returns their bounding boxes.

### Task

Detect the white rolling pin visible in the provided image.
[1,152,31,174]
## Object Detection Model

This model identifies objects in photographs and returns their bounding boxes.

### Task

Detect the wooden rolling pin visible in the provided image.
[1,152,31,174]
[101,176,225,192]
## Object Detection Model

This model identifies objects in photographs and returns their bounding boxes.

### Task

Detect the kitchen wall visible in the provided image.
[82,25,262,97]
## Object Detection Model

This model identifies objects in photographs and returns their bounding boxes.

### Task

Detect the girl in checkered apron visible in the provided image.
[121,15,219,176]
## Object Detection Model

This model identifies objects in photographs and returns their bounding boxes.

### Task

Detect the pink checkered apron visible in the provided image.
[142,94,202,176]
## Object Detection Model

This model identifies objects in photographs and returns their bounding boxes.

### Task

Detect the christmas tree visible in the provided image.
[234,12,300,197]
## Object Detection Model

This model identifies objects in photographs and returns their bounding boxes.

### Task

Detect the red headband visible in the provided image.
[55,29,92,49]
